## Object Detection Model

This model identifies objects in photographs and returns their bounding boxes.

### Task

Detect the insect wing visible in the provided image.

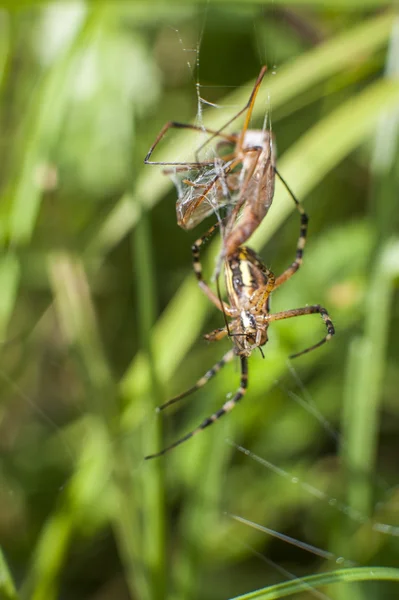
[175,163,238,230]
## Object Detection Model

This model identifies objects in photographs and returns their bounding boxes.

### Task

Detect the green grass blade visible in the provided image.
[340,22,399,531]
[21,417,114,600]
[250,77,399,249]
[46,251,166,600]
[21,255,116,600]
[132,210,166,600]
[5,6,108,246]
[342,240,399,518]
[216,0,393,6]
[1,0,396,9]
[0,253,20,339]
[230,566,399,600]
[22,511,73,600]
[0,546,19,600]
[0,12,10,91]
[0,5,113,347]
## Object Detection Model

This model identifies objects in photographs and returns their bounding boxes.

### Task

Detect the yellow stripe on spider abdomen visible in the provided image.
[225,246,275,309]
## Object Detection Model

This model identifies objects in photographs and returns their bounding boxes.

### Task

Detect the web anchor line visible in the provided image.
[228,440,399,537]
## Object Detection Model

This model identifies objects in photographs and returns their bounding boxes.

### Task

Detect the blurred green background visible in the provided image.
[0,2,399,599]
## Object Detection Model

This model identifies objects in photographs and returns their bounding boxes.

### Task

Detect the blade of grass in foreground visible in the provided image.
[21,419,114,600]
[132,209,166,600]
[90,9,395,259]
[6,5,109,246]
[25,255,149,600]
[0,5,111,345]
[120,77,399,429]
[0,546,19,600]
[230,566,399,600]
[0,254,20,339]
[342,240,399,519]
[47,252,165,600]
[340,21,399,541]
[1,0,396,10]
[21,255,115,600]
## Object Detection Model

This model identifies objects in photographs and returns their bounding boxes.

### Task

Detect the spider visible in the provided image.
[144,66,277,264]
[145,189,335,459]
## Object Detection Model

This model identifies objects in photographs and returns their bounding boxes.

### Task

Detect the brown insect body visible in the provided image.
[175,129,275,239]
[175,161,231,230]
[145,66,277,258]
[221,130,276,260]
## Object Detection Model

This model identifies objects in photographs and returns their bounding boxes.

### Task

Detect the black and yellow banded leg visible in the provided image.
[145,354,247,460]
[264,304,335,358]
[192,221,219,281]
[274,168,309,289]
[192,223,234,315]
[154,347,235,413]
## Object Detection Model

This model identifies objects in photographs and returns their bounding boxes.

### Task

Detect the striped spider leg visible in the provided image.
[144,66,277,242]
[145,206,334,459]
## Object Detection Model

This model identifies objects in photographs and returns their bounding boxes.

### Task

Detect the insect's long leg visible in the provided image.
[263,305,335,358]
[156,347,233,413]
[145,355,248,460]
[251,277,275,314]
[203,327,229,342]
[144,121,237,166]
[274,168,308,289]
[192,223,235,316]
[195,66,267,158]
[236,66,267,153]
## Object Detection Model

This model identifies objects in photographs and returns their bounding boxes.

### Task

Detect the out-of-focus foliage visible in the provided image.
[0,3,398,600]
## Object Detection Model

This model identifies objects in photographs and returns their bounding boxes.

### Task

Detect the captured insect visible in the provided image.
[144,66,277,262]
[145,188,335,459]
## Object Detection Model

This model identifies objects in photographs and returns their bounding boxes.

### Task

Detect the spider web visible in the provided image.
[148,8,399,597]
[2,5,398,600]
